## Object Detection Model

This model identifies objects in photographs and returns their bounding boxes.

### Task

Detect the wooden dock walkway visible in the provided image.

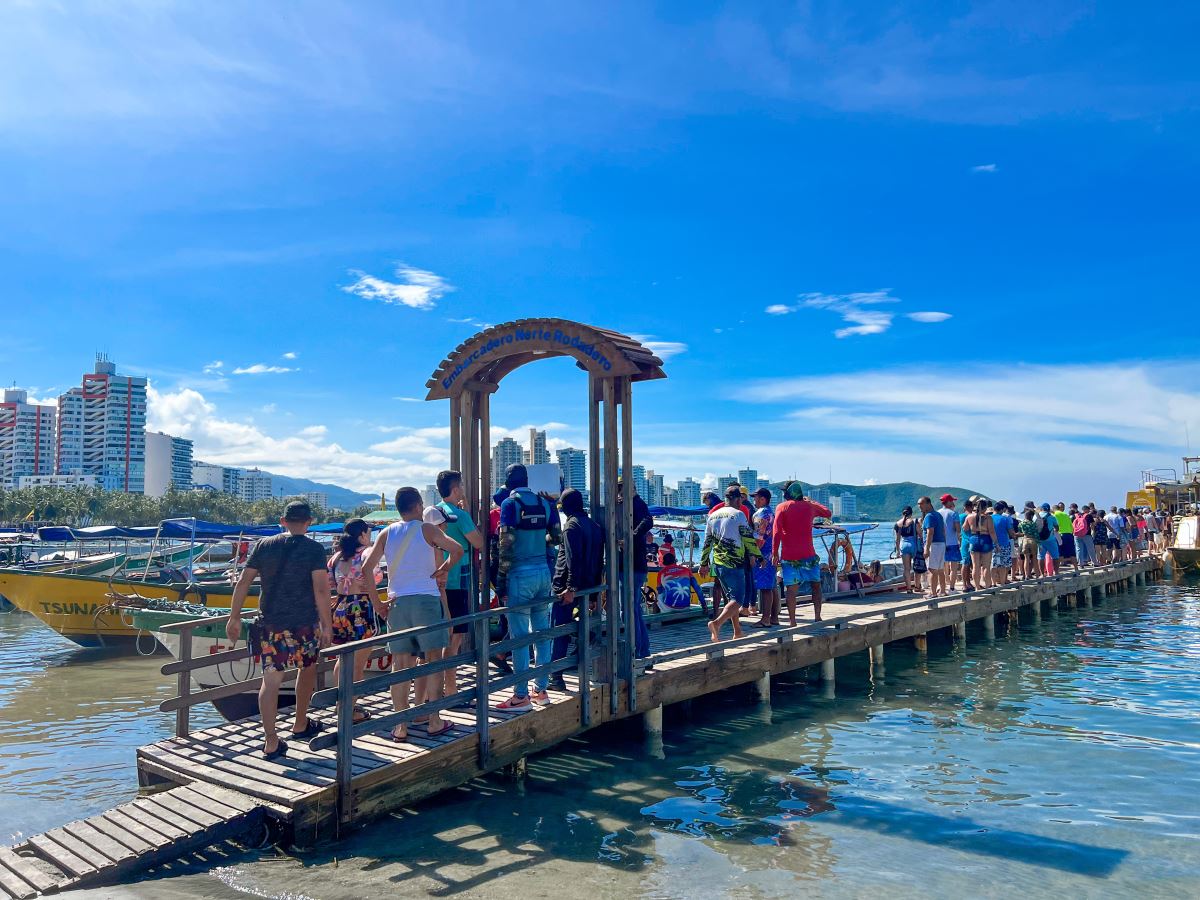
[1,558,1161,894]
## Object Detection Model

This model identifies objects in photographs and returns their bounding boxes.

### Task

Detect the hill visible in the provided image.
[266,473,377,512]
[789,481,987,522]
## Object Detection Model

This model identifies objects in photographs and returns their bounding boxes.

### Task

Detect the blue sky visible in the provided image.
[2,1,1198,501]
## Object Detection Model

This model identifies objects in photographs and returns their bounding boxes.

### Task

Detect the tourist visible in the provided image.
[360,487,463,739]
[551,487,604,689]
[431,470,485,699]
[699,484,762,641]
[1092,508,1112,565]
[1053,503,1078,573]
[1143,508,1160,553]
[990,501,1017,585]
[493,464,562,710]
[326,518,383,724]
[958,499,977,591]
[964,498,997,588]
[657,532,676,566]
[775,481,833,622]
[918,496,947,598]
[1074,506,1096,568]
[617,478,655,660]
[751,487,779,628]
[893,505,921,593]
[658,550,707,616]
[1106,506,1128,560]
[1038,503,1061,575]
[703,491,725,610]
[939,494,964,591]
[1017,507,1041,578]
[227,499,332,759]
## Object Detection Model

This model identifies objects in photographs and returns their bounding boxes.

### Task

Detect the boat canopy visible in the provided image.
[648,505,709,517]
[815,523,877,536]
[39,518,283,543]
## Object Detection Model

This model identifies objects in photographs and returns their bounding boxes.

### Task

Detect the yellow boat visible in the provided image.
[0,568,259,648]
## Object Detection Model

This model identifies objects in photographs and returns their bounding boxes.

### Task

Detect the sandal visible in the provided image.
[291,718,324,740]
[425,720,453,737]
[263,738,288,760]
[391,725,408,742]
[352,706,372,725]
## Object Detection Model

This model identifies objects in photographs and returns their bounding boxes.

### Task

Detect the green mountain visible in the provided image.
[788,481,987,522]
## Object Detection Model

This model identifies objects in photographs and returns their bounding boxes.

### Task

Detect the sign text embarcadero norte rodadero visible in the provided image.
[441,326,613,390]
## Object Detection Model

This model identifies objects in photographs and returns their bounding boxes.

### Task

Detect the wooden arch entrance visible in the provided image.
[426,318,666,711]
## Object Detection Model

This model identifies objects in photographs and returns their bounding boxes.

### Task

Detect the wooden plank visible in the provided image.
[125,800,193,841]
[0,847,62,895]
[61,820,136,863]
[137,751,303,809]
[86,813,156,855]
[26,832,97,879]
[0,861,35,900]
[145,742,319,795]
[167,737,333,787]
[101,809,173,849]
[192,784,262,815]
[143,792,224,829]
[172,785,253,821]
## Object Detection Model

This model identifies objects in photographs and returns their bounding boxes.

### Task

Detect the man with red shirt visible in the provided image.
[773,481,833,624]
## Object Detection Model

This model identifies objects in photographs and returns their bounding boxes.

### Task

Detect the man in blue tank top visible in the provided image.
[495,464,563,710]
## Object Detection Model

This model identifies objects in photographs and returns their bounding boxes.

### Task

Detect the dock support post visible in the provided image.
[643,704,663,736]
[820,658,835,682]
[1080,588,1091,607]
[1135,572,1145,587]
[983,614,995,639]
[501,756,527,781]
[1067,592,1078,608]
[870,644,885,668]
[1091,584,1102,603]
[952,621,966,641]
[1031,601,1041,622]
[753,671,771,703]
[913,633,927,654]
[335,645,356,826]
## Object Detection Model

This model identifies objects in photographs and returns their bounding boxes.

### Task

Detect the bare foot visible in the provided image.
[707,620,719,642]
[732,624,744,638]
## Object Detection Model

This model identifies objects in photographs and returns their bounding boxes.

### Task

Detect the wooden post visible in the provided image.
[474,612,491,767]
[870,644,885,667]
[620,377,637,713]
[983,613,995,639]
[1091,584,1102,603]
[753,671,771,703]
[588,376,601,520]
[449,395,461,471]
[335,650,355,826]
[477,389,491,620]
[643,704,663,736]
[914,633,927,654]
[820,657,835,682]
[578,596,592,727]
[175,623,193,738]
[1067,591,1078,608]
[602,378,620,715]
[952,620,966,641]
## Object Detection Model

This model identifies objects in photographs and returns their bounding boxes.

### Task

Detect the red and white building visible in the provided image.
[56,355,148,493]
[0,389,57,490]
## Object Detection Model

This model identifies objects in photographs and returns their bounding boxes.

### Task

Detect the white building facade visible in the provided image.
[238,468,273,503]
[144,431,194,497]
[0,389,56,490]
[56,355,147,493]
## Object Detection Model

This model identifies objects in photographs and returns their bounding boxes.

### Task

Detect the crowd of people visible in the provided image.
[894,494,1168,598]
[222,473,1166,758]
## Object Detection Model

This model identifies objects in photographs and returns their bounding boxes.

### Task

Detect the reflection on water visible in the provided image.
[8,580,1200,898]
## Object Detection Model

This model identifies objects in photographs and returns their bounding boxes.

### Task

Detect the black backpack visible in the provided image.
[1037,514,1052,541]
[509,491,550,531]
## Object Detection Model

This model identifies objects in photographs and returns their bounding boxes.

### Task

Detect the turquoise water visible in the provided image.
[5,575,1200,898]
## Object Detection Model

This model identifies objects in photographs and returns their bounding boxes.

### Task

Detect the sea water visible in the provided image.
[3,574,1198,898]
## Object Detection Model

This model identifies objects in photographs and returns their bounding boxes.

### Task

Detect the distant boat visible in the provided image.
[1169,515,1200,574]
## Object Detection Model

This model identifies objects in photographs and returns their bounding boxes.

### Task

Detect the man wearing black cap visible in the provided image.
[227,499,332,760]
[551,488,604,689]
[495,463,562,710]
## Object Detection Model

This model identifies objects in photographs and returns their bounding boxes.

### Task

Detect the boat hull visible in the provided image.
[0,568,257,647]
[1168,547,1200,574]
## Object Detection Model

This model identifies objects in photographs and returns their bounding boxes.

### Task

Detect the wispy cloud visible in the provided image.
[343,264,453,310]
[630,334,688,360]
[906,311,952,323]
[232,363,295,375]
[971,163,998,173]
[394,396,423,403]
[766,290,951,338]
[282,351,297,360]
[203,360,224,375]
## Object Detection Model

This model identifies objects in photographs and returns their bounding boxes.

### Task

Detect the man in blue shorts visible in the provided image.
[939,494,963,591]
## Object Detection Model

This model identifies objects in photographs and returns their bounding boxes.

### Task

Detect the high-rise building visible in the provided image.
[524,428,550,466]
[619,464,647,499]
[810,485,831,508]
[0,389,56,490]
[194,462,243,496]
[646,470,665,506]
[717,474,737,494]
[17,473,98,489]
[144,431,194,497]
[557,447,587,494]
[662,485,678,507]
[421,484,440,508]
[238,468,273,503]
[303,491,329,510]
[737,468,758,491]
[676,477,701,507]
[492,437,524,490]
[56,355,148,492]
[757,477,770,492]
[831,492,858,519]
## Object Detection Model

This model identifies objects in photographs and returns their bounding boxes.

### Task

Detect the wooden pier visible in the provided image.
[0,557,1161,896]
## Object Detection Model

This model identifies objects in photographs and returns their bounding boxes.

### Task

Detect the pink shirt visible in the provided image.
[773,499,832,561]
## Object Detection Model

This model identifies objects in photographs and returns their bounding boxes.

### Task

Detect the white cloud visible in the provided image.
[906,311,952,323]
[972,163,998,173]
[282,351,297,360]
[232,364,295,375]
[766,290,900,338]
[394,396,422,402]
[299,425,327,438]
[202,360,224,375]
[630,335,688,360]
[765,304,793,315]
[343,264,453,310]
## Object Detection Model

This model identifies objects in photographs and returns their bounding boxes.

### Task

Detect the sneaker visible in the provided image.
[550,674,567,692]
[495,694,532,711]
[531,690,550,706]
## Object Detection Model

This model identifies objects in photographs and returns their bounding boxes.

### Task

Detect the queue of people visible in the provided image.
[895,494,1165,599]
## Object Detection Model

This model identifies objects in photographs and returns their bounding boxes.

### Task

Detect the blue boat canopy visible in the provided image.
[814,523,877,536]
[648,505,709,517]
[38,525,161,542]
[39,518,283,543]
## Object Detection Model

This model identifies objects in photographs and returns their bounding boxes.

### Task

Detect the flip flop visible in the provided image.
[391,725,408,742]
[425,720,453,737]
[291,718,324,740]
[352,706,372,724]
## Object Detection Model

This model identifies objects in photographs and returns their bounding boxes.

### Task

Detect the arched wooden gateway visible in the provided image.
[426,318,666,711]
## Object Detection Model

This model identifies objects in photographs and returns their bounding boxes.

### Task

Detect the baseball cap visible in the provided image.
[786,482,804,500]
[940,493,957,503]
[283,499,313,522]
[1040,503,1051,511]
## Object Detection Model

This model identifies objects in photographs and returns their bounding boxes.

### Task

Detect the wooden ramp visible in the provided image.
[0,784,264,898]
